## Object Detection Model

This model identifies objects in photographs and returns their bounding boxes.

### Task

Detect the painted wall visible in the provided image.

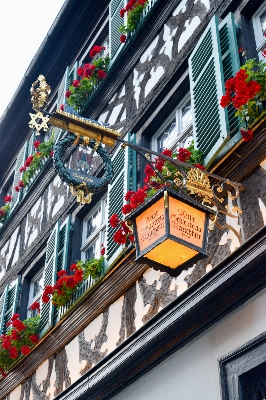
[112,288,266,400]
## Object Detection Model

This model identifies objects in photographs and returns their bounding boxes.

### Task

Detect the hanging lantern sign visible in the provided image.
[127,187,215,276]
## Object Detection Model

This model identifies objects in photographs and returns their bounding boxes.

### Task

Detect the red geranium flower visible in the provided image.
[77,67,84,77]
[9,347,18,359]
[25,155,34,167]
[72,79,80,87]
[120,8,125,18]
[120,34,127,43]
[101,246,105,255]
[240,128,253,141]
[70,263,77,271]
[14,186,20,192]
[29,334,39,344]
[0,209,6,217]
[29,301,40,311]
[194,163,205,170]
[110,214,120,228]
[44,285,54,295]
[12,320,26,332]
[11,330,21,341]
[34,140,41,149]
[42,294,50,303]
[19,166,26,173]
[89,45,105,58]
[20,345,31,355]
[113,229,127,245]
[122,204,133,215]
[60,104,64,111]
[11,314,19,321]
[58,270,67,277]
[18,180,25,188]
[4,195,12,203]
[97,70,107,79]
[65,90,72,98]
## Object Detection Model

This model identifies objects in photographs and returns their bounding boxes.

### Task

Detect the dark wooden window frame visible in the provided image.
[219,331,266,400]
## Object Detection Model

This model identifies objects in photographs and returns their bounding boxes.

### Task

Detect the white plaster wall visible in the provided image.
[113,288,266,400]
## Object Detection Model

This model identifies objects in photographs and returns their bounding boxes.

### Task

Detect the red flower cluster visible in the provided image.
[120,0,146,17]
[109,213,135,245]
[34,140,41,149]
[89,45,106,58]
[177,148,192,162]
[240,128,254,141]
[3,196,12,203]
[220,69,261,109]
[0,209,6,217]
[42,269,84,305]
[120,34,127,43]
[77,63,96,78]
[14,180,25,193]
[29,301,40,312]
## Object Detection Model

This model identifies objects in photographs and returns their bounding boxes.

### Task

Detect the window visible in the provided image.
[153,96,193,153]
[27,268,44,318]
[81,198,107,260]
[252,1,266,60]
[219,331,266,400]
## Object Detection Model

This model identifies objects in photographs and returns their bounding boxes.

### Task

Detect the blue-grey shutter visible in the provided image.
[109,0,125,60]
[57,67,70,109]
[2,278,20,334]
[189,14,239,167]
[53,216,71,324]
[10,142,28,212]
[39,222,60,337]
[23,131,36,194]
[0,286,8,335]
[105,133,136,269]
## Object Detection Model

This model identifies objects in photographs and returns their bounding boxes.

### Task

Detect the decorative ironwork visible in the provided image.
[30,75,51,111]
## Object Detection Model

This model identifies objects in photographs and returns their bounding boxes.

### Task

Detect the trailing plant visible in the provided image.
[119,0,149,43]
[0,313,40,378]
[64,45,110,111]
[109,142,204,245]
[0,196,12,224]
[220,48,266,141]
[42,252,105,308]
[14,136,54,193]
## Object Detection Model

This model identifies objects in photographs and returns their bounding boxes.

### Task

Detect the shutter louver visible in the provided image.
[53,216,71,324]
[57,66,70,109]
[105,134,136,269]
[3,278,20,334]
[110,0,125,60]
[189,14,240,168]
[10,142,28,212]
[39,222,60,337]
[23,131,36,194]
[0,287,8,335]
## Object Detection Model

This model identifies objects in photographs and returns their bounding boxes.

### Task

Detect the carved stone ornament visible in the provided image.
[54,132,114,204]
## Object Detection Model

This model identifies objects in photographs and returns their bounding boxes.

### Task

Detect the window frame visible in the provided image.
[81,197,107,261]
[27,267,44,318]
[152,93,193,153]
[252,1,266,60]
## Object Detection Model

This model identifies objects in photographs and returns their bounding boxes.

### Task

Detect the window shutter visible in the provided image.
[189,14,239,168]
[0,278,20,335]
[57,66,70,109]
[39,222,60,337]
[0,287,8,335]
[109,0,125,60]
[10,142,28,212]
[105,133,136,269]
[53,216,71,324]
[23,131,36,194]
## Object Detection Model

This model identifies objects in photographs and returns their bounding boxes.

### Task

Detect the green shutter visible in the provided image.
[2,278,20,334]
[10,142,28,212]
[105,134,135,269]
[0,287,8,335]
[53,216,71,324]
[39,222,60,337]
[189,14,239,167]
[109,0,125,60]
[23,131,36,194]
[67,61,79,88]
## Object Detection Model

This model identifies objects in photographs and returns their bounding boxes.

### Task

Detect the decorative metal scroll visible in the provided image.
[53,132,113,204]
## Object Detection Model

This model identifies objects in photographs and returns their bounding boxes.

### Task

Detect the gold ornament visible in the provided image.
[30,75,51,111]
[186,168,213,203]
[70,183,92,204]
[28,111,50,135]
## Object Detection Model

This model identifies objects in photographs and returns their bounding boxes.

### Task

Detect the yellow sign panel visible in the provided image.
[169,197,206,249]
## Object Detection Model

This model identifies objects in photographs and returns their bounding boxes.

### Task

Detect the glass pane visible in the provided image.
[157,119,177,153]
[85,237,100,260]
[181,101,192,130]
[87,206,102,238]
[33,273,44,297]
[260,10,266,36]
